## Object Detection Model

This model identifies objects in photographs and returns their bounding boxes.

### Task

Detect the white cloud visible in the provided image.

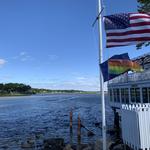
[21,55,32,62]
[48,54,59,61]
[76,77,87,80]
[29,76,107,91]
[20,52,26,56]
[0,59,7,66]
[12,52,33,62]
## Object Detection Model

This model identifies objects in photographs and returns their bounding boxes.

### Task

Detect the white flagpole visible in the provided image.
[97,0,106,150]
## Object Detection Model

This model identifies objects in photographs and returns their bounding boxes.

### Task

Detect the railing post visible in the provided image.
[140,87,143,103]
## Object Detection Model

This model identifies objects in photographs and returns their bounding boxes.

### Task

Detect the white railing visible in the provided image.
[121,104,150,150]
[109,69,150,84]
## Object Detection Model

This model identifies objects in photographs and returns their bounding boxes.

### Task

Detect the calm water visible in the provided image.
[0,94,113,149]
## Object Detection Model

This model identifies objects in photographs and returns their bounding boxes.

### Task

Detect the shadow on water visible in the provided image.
[0,94,113,149]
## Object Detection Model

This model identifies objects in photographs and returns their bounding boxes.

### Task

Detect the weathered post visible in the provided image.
[70,110,73,131]
[77,114,81,145]
[69,109,73,144]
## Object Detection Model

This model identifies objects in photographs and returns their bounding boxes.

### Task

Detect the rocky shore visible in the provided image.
[20,120,130,150]
[21,137,101,150]
[20,135,130,150]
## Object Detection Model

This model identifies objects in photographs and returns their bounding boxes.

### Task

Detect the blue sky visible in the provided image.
[0,0,149,91]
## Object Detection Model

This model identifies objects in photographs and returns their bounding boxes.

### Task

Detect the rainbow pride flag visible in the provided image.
[100,53,143,82]
[108,59,143,75]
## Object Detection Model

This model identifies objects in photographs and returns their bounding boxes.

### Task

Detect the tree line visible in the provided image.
[0,83,32,95]
[0,83,86,96]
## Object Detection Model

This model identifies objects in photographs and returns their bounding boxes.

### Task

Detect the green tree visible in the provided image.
[0,83,32,95]
[0,84,4,93]
[137,0,150,49]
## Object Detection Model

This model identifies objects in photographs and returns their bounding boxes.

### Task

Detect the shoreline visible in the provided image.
[0,94,32,98]
[0,92,99,98]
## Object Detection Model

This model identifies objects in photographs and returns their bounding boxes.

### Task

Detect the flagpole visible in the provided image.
[97,0,106,150]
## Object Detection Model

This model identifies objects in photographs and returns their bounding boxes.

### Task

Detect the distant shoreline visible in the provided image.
[0,83,100,98]
[0,94,32,97]
[0,91,99,98]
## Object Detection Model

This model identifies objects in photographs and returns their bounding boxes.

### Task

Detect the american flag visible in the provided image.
[104,13,150,48]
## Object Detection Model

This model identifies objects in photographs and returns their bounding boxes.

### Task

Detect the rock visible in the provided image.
[112,144,124,150]
[94,139,115,150]
[77,144,94,150]
[63,144,73,150]
[87,131,95,137]
[21,142,35,148]
[71,145,76,150]
[21,137,35,148]
[108,139,124,150]
[94,140,103,150]
[27,138,35,145]
[35,133,43,139]
[43,138,64,150]
[82,145,93,150]
[34,130,45,138]
[108,141,116,150]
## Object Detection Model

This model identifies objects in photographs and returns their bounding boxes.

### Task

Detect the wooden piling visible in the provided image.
[69,109,73,145]
[77,114,81,145]
[70,110,73,131]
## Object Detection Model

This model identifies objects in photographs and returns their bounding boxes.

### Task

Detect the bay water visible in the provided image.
[0,94,113,149]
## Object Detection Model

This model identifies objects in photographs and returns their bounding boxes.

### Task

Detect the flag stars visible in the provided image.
[104,13,130,30]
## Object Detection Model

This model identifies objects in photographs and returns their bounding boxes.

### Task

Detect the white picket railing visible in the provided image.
[109,69,150,84]
[121,104,150,150]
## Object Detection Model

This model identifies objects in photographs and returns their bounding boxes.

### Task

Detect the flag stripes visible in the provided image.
[104,13,150,48]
